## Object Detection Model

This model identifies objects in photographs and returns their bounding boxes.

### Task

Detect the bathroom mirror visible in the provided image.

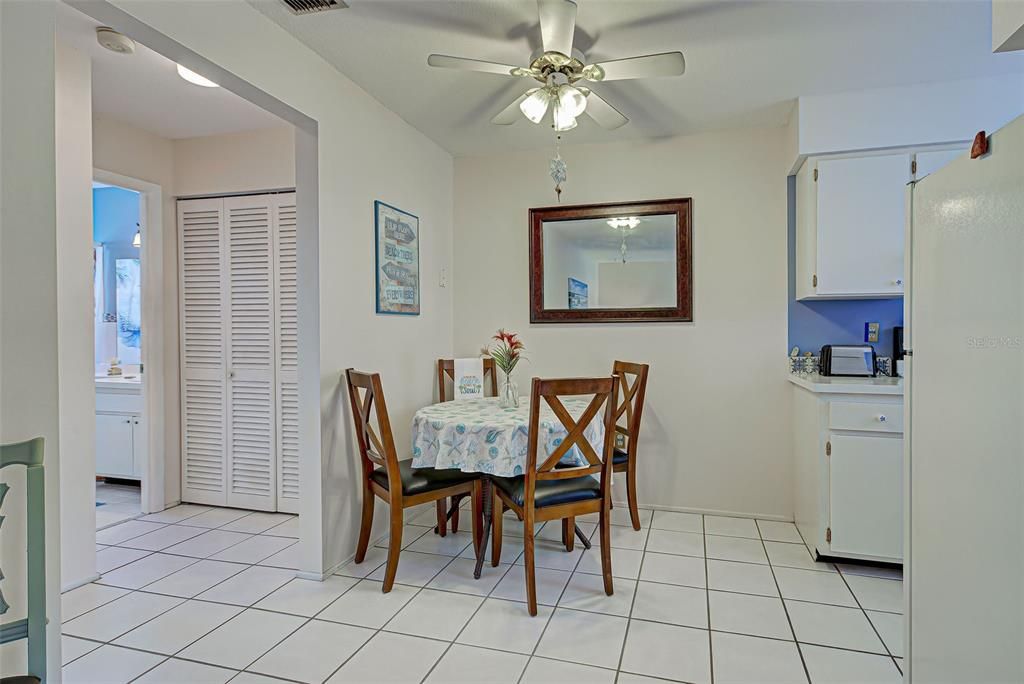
[529,198,692,323]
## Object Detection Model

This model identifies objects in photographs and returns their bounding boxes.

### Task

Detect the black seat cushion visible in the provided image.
[612,448,629,465]
[1,677,41,684]
[371,460,476,497]
[492,473,601,508]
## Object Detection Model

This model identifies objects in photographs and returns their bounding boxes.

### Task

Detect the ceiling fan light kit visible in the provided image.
[426,0,685,197]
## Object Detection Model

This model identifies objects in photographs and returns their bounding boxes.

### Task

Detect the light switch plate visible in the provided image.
[865,322,880,343]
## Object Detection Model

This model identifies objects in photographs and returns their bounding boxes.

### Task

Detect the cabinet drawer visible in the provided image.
[829,401,903,433]
[96,390,143,414]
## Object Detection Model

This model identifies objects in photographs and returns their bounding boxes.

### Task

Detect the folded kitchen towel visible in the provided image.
[454,357,485,401]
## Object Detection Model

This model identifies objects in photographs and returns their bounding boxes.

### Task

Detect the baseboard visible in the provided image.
[62,573,101,593]
[616,501,792,523]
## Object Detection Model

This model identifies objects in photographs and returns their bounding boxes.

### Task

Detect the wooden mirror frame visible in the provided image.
[529,198,692,323]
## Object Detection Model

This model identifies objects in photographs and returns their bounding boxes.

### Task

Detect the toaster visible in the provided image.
[819,345,876,377]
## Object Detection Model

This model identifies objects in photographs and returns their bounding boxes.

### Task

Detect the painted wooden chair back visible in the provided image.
[0,437,46,683]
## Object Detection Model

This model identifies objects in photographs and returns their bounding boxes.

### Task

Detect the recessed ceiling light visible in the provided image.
[176,64,219,88]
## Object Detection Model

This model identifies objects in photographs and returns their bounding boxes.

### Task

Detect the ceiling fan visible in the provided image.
[426,0,685,132]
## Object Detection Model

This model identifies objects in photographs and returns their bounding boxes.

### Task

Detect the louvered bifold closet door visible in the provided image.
[224,195,278,511]
[273,194,300,513]
[178,198,228,506]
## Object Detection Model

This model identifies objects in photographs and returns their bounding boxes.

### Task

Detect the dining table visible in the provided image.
[411,395,607,578]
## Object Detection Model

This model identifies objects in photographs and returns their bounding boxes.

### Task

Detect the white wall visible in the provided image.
[93,114,180,507]
[95,0,455,575]
[993,0,1024,52]
[173,126,294,196]
[788,72,1024,170]
[56,40,97,591]
[0,0,62,676]
[454,128,792,519]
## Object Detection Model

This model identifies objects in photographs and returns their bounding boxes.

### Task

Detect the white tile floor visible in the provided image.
[63,502,903,684]
[95,481,143,529]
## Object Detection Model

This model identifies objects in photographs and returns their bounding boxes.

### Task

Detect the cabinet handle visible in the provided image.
[878,415,888,423]
[893,279,903,286]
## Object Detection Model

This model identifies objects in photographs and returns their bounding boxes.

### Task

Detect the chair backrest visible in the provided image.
[0,437,46,682]
[612,360,650,457]
[438,357,498,402]
[344,369,403,494]
[524,376,619,503]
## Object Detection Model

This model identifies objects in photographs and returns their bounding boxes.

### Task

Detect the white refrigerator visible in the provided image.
[904,113,1023,682]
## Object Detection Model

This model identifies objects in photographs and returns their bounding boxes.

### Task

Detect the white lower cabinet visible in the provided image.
[792,376,904,564]
[95,412,144,480]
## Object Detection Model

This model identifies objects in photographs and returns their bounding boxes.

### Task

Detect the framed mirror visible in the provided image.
[529,198,692,323]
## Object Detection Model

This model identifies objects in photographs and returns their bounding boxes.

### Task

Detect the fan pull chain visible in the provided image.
[549,133,566,202]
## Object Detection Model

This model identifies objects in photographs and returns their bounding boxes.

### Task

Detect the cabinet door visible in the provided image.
[829,433,903,559]
[131,415,147,479]
[816,154,910,296]
[96,413,134,478]
[795,160,818,299]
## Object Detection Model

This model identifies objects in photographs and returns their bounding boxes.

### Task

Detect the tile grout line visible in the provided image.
[612,513,653,683]
[833,561,902,671]
[755,518,812,684]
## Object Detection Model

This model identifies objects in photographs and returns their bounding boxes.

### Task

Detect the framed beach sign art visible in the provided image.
[374,200,420,315]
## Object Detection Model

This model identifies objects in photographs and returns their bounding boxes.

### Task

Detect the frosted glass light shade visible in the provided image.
[552,102,578,131]
[556,84,587,118]
[520,88,551,124]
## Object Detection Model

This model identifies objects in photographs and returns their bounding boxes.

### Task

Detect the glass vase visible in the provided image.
[499,374,519,409]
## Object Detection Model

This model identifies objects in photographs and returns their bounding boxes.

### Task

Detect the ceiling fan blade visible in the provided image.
[583,52,686,82]
[538,0,577,56]
[491,91,534,125]
[427,54,534,77]
[582,89,628,130]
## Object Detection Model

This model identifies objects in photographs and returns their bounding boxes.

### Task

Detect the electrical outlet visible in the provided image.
[864,322,880,343]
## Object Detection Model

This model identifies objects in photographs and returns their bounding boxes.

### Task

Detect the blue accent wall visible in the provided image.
[787,175,903,358]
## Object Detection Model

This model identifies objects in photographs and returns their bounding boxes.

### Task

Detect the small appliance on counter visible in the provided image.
[819,344,876,377]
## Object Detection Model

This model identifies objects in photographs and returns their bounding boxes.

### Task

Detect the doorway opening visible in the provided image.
[92,180,146,528]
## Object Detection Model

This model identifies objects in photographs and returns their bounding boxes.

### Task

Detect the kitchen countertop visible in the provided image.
[787,373,904,396]
[95,375,142,391]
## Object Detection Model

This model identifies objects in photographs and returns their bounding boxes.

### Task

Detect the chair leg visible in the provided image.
[626,466,641,531]
[382,507,404,593]
[491,499,503,566]
[435,499,447,537]
[472,481,483,554]
[599,501,614,597]
[354,485,375,564]
[452,497,461,533]
[523,516,538,616]
[564,516,575,552]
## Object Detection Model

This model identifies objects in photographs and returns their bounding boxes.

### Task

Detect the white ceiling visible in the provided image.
[250,0,1024,156]
[57,3,286,140]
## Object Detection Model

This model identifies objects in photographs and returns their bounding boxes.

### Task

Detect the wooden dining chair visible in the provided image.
[435,357,499,536]
[345,369,481,592]
[490,376,619,615]
[611,360,650,531]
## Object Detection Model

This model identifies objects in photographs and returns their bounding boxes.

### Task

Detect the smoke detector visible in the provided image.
[96,27,135,55]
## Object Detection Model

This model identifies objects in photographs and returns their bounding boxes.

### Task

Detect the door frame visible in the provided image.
[94,168,166,515]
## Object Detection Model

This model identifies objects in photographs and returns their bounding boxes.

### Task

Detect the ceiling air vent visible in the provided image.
[281,0,347,15]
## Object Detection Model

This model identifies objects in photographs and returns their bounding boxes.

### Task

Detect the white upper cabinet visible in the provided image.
[797,153,910,299]
[796,145,968,300]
